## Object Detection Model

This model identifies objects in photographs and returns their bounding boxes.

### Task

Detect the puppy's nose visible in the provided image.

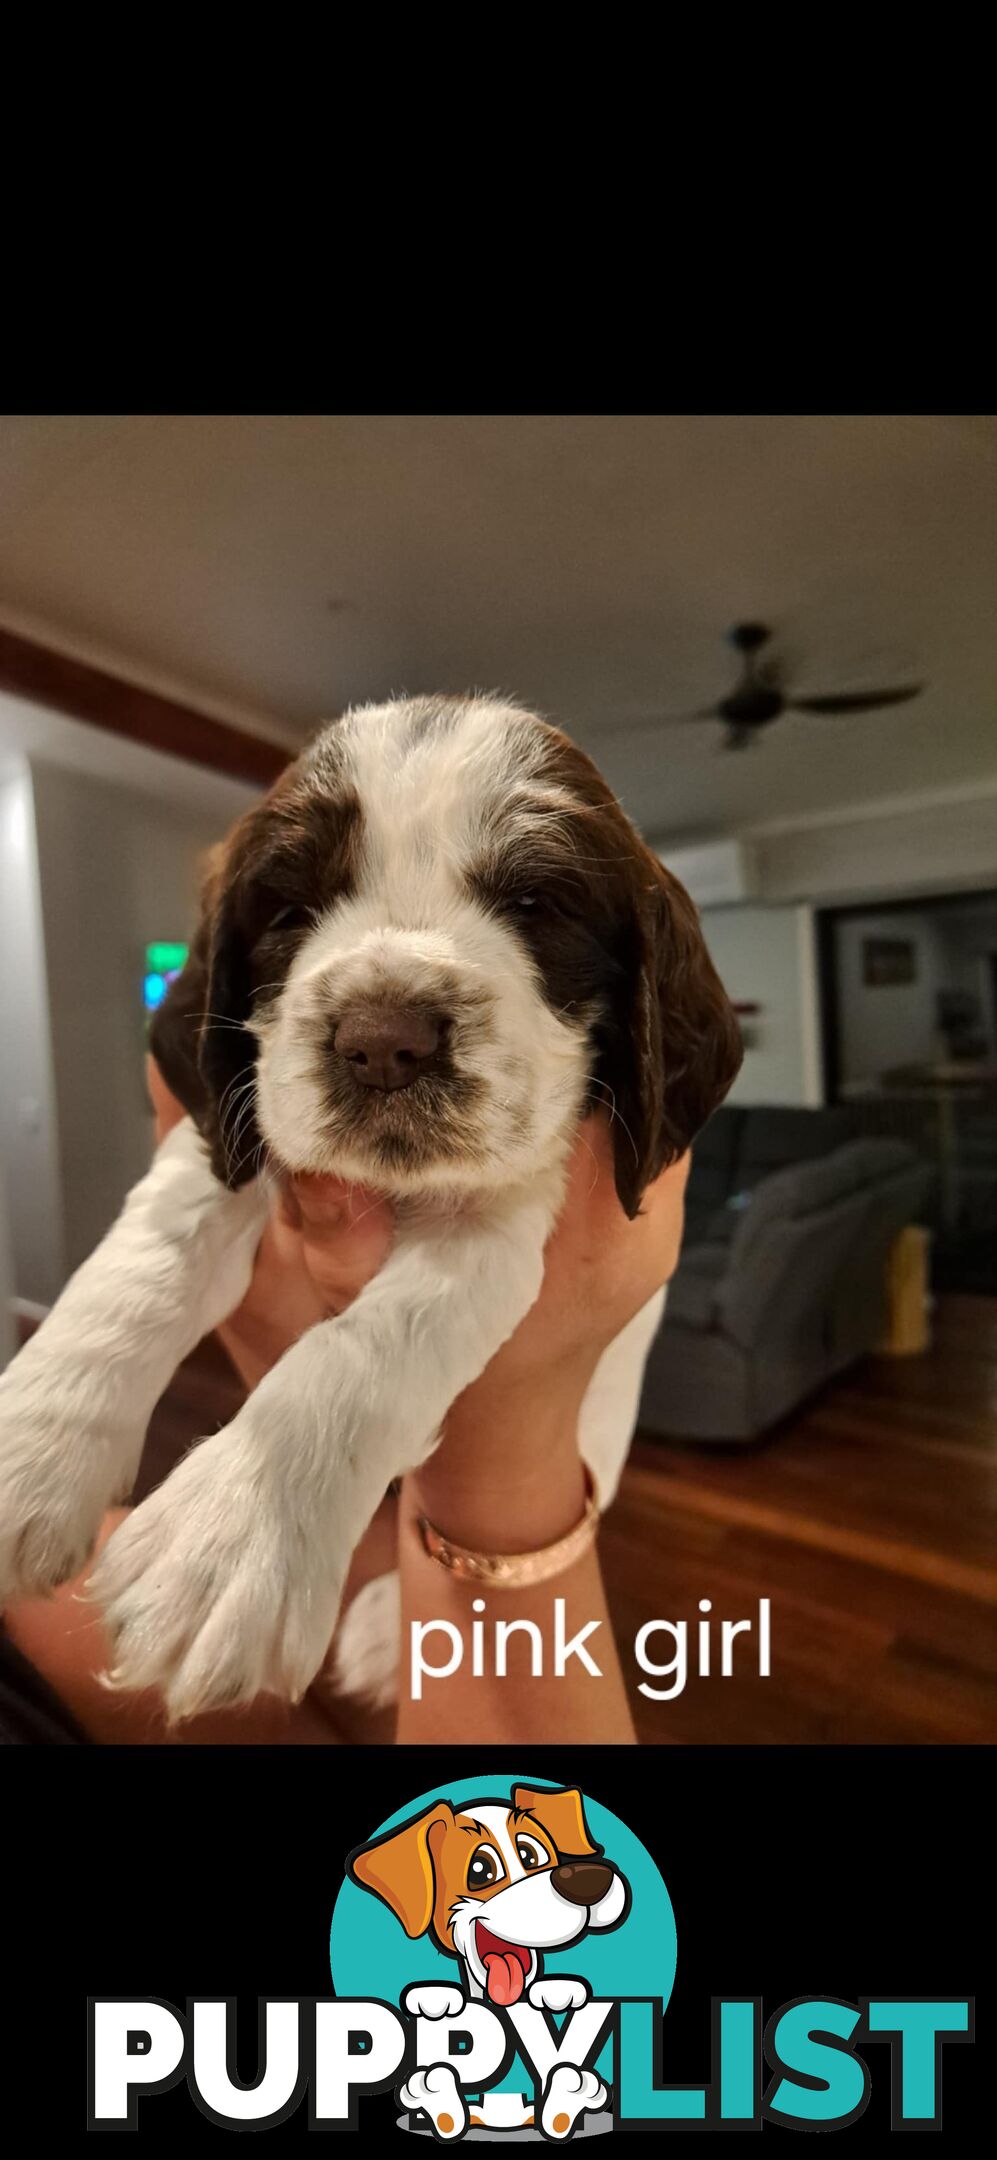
[333,1005,443,1091]
[550,1861,616,1907]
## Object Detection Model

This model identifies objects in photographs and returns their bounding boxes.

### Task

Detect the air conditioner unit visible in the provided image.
[656,838,760,908]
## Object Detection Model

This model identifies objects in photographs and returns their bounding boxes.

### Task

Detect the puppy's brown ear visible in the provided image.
[512,1786,599,1859]
[347,1802,455,1939]
[148,829,261,1188]
[604,857,743,1219]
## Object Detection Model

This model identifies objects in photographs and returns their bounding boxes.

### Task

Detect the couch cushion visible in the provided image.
[666,1242,727,1328]
[730,1139,917,1253]
[682,1200,718,1248]
[699,1191,755,1244]
[734,1105,854,1192]
[720,1182,875,1350]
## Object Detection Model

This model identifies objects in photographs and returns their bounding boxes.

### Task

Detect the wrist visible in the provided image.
[215,1318,283,1394]
[406,1418,586,1555]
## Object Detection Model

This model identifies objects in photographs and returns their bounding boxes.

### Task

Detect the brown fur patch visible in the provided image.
[472,721,743,1213]
[150,759,363,1184]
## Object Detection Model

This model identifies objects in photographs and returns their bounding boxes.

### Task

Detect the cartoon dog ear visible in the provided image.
[347,1802,456,1939]
[512,1786,599,1860]
[148,824,261,1189]
[602,858,743,1219]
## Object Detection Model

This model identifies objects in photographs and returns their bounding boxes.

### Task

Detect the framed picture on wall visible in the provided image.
[862,936,917,987]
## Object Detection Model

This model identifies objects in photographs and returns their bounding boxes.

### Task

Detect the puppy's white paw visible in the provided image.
[528,1975,590,2013]
[399,2062,466,2140]
[87,1422,343,1719]
[541,2065,607,2139]
[402,1983,465,2020]
[0,1377,140,1601]
[331,1570,400,1708]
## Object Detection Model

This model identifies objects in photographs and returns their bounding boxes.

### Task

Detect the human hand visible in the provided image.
[147,1056,687,1545]
[408,1117,689,1551]
[146,1056,394,1389]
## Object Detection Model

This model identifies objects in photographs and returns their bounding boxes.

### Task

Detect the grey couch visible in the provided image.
[638,1105,932,1442]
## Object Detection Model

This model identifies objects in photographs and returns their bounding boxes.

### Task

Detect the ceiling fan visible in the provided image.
[614,623,924,750]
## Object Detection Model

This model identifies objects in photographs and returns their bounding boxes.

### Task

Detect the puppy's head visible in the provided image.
[151,695,741,1205]
[348,1785,630,2005]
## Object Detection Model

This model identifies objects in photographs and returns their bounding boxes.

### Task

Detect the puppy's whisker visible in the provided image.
[187,1012,255,1032]
[574,1129,602,1197]
[228,1094,258,1161]
[588,1078,640,1169]
[219,1076,255,1132]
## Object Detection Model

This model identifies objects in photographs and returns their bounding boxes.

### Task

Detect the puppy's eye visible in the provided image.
[516,1836,545,1871]
[268,904,312,934]
[508,887,580,924]
[467,1844,503,1889]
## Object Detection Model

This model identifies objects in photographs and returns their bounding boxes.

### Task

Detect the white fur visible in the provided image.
[331,1569,402,1708]
[256,699,592,1194]
[0,1122,267,1600]
[88,1159,564,1717]
[0,696,663,1717]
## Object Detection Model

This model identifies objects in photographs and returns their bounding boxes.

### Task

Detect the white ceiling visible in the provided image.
[0,413,995,841]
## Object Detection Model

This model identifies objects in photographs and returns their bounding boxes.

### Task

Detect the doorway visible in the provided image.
[817,890,997,1293]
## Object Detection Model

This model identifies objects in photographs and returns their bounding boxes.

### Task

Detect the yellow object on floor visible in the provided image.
[878,1225,932,1355]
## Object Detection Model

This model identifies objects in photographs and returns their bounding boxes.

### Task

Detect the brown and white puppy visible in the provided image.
[350,1782,625,2137]
[0,696,740,1718]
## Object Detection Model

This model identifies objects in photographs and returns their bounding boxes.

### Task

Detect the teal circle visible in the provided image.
[330,1773,676,2100]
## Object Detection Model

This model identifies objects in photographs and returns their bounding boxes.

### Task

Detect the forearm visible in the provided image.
[395,1429,637,1746]
[0,1120,270,1606]
[5,1120,266,1429]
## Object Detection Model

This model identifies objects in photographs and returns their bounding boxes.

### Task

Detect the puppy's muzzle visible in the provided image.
[550,1861,616,1906]
[332,1003,448,1092]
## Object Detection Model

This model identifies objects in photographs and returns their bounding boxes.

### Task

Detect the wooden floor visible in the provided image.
[602,1295,997,1744]
[134,1294,997,1747]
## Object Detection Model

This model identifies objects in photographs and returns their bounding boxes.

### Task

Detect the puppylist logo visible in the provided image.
[87,1776,974,2137]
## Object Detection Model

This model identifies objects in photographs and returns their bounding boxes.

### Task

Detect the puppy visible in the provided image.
[0,695,740,1718]
[350,1781,625,2135]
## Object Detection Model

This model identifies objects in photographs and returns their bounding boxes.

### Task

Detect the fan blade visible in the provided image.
[791,685,924,715]
[590,706,721,735]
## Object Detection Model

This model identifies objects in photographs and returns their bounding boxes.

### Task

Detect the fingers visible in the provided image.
[145,1054,188,1145]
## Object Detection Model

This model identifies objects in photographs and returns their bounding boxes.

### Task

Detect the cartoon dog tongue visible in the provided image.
[482,1949,527,2006]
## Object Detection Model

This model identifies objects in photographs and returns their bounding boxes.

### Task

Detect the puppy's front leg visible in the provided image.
[0,1120,268,1599]
[90,1171,563,1719]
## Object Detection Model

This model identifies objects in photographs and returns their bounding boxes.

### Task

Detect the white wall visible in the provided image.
[835,910,948,1087]
[698,902,822,1107]
[657,781,997,1113]
[751,782,997,906]
[1,694,263,1304]
[0,764,65,1304]
[28,760,244,1277]
[0,1158,15,1368]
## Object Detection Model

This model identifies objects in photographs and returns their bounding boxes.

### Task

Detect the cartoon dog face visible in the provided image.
[348,1784,629,2006]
